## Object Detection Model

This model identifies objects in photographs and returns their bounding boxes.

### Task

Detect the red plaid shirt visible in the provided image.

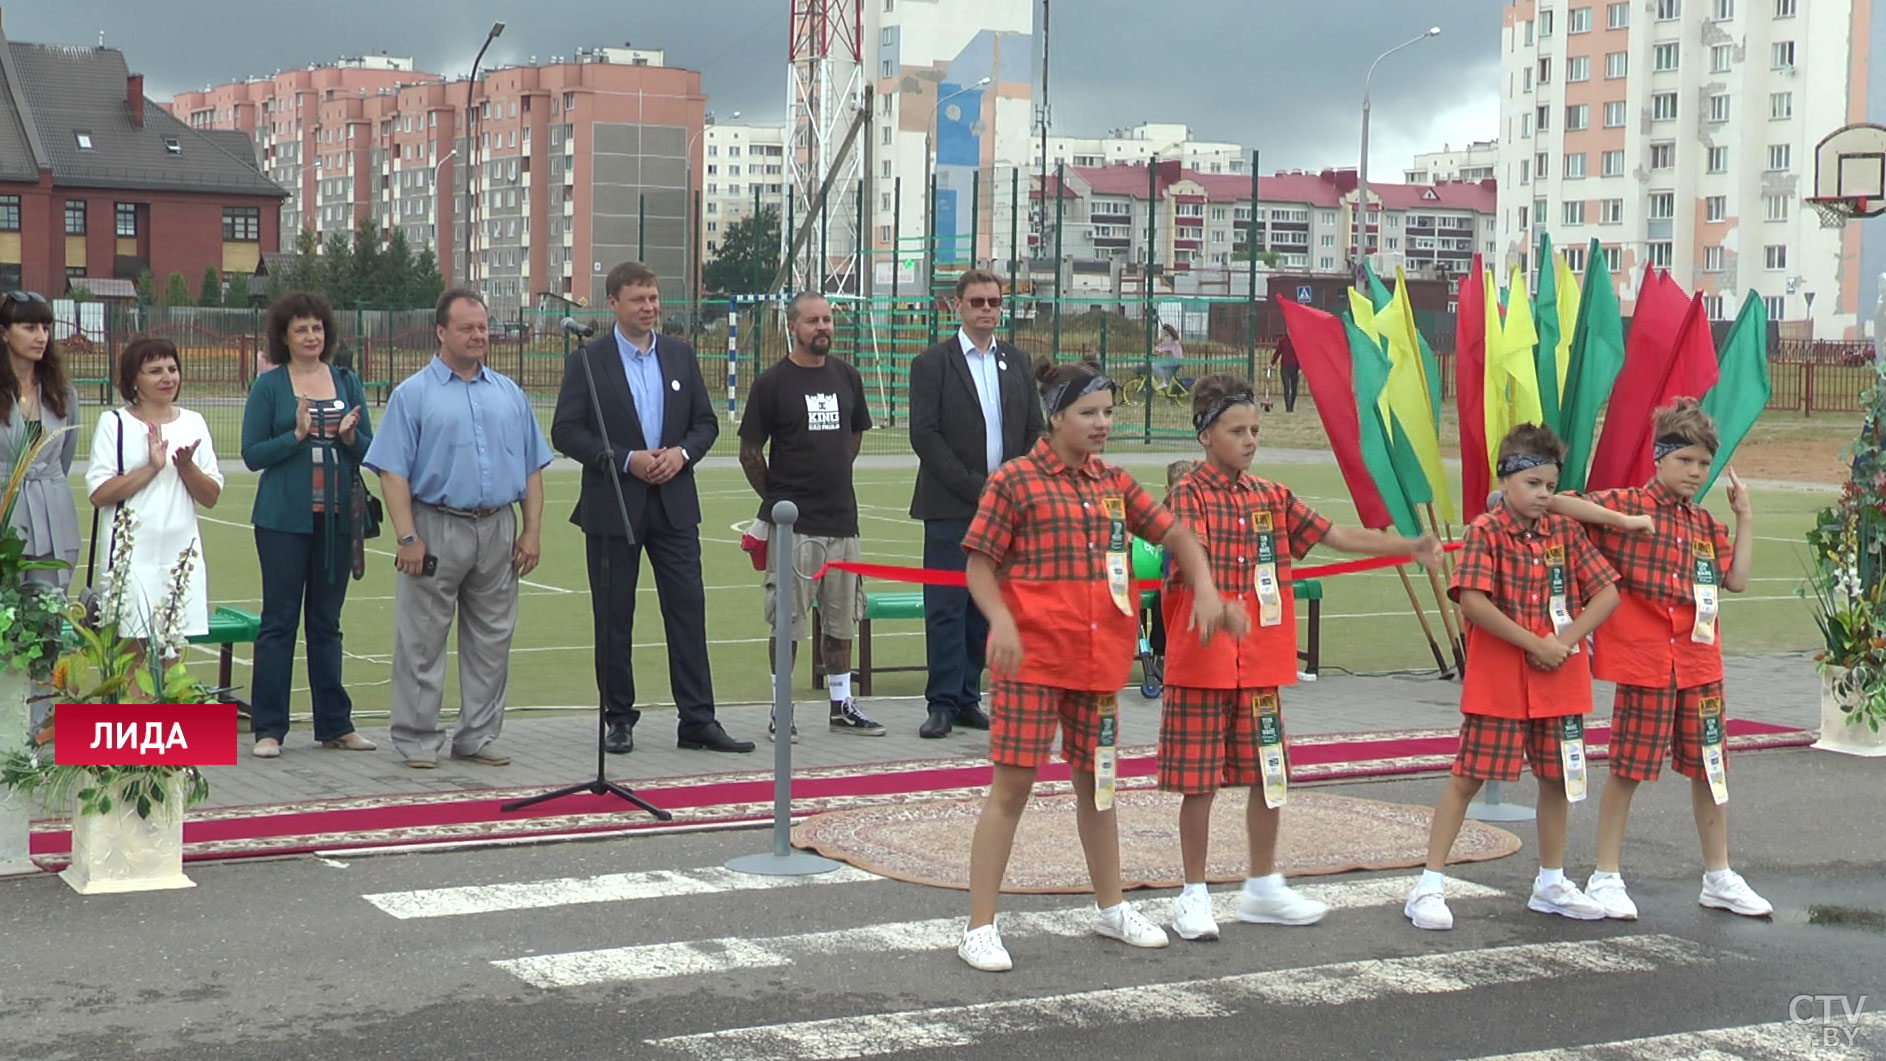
[1450,506,1619,719]
[1164,463,1331,689]
[965,437,1176,690]
[1581,481,1734,687]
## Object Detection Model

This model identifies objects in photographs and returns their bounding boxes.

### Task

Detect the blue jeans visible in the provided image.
[922,518,987,718]
[251,525,356,743]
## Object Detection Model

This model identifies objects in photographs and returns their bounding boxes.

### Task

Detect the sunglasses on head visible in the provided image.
[961,296,1002,309]
[2,291,48,307]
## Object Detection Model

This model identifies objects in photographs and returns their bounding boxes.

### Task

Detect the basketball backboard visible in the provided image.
[1809,123,1886,226]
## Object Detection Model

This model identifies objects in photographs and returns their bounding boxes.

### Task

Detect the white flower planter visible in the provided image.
[1813,666,1886,757]
[58,777,195,894]
[0,670,33,877]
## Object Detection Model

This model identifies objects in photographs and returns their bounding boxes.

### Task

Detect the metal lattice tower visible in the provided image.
[784,0,866,294]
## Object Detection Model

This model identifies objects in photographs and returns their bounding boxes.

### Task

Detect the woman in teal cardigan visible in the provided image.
[241,292,375,759]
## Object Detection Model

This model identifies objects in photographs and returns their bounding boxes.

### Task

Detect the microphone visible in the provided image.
[561,317,596,338]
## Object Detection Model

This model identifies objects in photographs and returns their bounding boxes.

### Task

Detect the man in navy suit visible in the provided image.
[550,261,753,755]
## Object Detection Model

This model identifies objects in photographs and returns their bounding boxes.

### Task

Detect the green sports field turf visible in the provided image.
[83,456,1832,721]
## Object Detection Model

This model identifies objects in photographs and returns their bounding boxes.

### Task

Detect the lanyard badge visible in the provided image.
[1254,691,1287,808]
[1094,693,1119,810]
[1690,541,1719,644]
[1544,543,1577,653]
[1102,495,1134,617]
[1699,694,1729,805]
[1252,510,1283,627]
[1558,714,1588,802]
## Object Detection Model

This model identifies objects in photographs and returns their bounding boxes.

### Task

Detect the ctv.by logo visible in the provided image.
[1790,994,1871,1049]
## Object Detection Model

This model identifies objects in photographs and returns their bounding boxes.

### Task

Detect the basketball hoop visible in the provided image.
[1807,196,1866,229]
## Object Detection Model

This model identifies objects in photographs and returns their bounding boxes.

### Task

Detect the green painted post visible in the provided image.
[969,167,981,272]
[1052,161,1065,360]
[1007,166,1019,345]
[637,192,646,263]
[1247,149,1260,382]
[1144,159,1157,443]
[926,172,938,344]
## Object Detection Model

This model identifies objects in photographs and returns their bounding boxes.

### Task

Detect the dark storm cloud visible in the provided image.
[16,1,1494,173]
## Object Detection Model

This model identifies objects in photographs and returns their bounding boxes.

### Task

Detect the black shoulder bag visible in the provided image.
[80,411,125,622]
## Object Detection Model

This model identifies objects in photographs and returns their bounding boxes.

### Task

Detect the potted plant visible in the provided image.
[1802,356,1886,756]
[0,506,217,892]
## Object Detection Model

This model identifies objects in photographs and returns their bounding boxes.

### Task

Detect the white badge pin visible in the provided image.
[670,379,681,391]
[998,360,1007,371]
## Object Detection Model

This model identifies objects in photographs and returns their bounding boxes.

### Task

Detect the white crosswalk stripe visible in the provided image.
[640,934,1720,1060]
[493,875,1505,988]
[361,864,881,919]
[1459,1013,1886,1060]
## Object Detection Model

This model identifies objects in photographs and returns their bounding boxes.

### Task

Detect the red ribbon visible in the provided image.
[813,543,1462,589]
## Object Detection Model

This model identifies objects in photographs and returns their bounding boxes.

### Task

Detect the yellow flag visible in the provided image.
[1499,265,1544,428]
[1553,255,1580,401]
[1483,266,1508,480]
[1377,269,1455,523]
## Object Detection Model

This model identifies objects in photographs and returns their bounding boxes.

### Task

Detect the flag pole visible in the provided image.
[1423,501,1467,667]
[1395,564,1454,678]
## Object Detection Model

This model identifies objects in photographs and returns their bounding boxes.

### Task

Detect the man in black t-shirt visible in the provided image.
[738,292,883,739]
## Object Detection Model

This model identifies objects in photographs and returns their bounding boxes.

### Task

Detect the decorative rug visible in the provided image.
[789,789,1523,893]
[20,719,1811,868]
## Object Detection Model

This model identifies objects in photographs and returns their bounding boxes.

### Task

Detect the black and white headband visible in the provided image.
[1044,373,1116,416]
[1652,435,1710,461]
[1193,388,1257,432]
[1495,452,1559,478]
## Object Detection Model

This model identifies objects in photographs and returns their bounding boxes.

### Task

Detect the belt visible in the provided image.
[422,502,509,520]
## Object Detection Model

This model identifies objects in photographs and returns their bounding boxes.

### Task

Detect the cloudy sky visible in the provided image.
[19,1,1496,176]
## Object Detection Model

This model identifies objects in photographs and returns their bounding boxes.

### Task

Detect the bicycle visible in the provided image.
[1116,373,1190,407]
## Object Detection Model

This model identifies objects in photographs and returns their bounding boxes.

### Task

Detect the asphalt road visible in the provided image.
[3,746,1882,1061]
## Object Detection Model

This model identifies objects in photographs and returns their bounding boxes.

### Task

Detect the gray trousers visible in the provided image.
[390,504,518,759]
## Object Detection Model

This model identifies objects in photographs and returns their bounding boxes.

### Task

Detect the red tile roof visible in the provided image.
[1031,163,1495,213]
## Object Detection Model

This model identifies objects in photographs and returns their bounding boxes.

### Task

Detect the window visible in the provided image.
[1564,200,1587,225]
[1714,0,1735,17]
[1606,52,1629,78]
[1537,57,1552,84]
[1320,234,1335,248]
[1604,101,1627,128]
[1657,0,1682,17]
[1524,18,1535,45]
[1705,245,1725,270]
[1772,41,1795,68]
[1519,206,1531,229]
[1775,0,1796,15]
[1570,6,1592,31]
[1537,105,1551,132]
[1566,152,1589,178]
[1533,197,1548,222]
[1712,45,1735,72]
[0,196,18,232]
[1608,1,1630,27]
[1649,241,1673,268]
[1770,91,1793,119]
[1650,142,1676,168]
[1601,198,1624,223]
[1564,245,1586,271]
[1652,92,1679,121]
[1706,195,1728,221]
[1705,294,1726,319]
[1709,94,1731,122]
[63,200,85,235]
[1567,104,1589,131]
[163,137,180,155]
[114,202,136,237]
[1763,244,1788,269]
[1765,193,1790,220]
[1648,191,1676,219]
[1768,143,1792,170]
[1655,43,1681,71]
[1520,159,1532,183]
[1539,9,1555,36]
[1602,149,1625,176]
[74,131,94,151]
[1535,151,1550,179]
[1709,144,1730,172]
[1522,112,1535,138]
[222,206,260,241]
[1568,56,1590,81]
[1766,295,1786,320]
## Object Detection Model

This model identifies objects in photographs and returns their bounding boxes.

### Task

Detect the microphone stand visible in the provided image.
[501,324,671,820]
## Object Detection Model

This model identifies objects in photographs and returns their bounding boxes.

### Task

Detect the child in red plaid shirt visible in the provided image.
[955,359,1241,973]
[1547,398,1768,920]
[1160,375,1440,941]
[1406,424,1622,931]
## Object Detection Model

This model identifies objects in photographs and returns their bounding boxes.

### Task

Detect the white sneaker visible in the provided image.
[1171,890,1220,941]
[1405,888,1453,931]
[1094,903,1170,948]
[1699,870,1773,917]
[1528,879,1607,921]
[767,713,799,744]
[1238,883,1330,926]
[1584,873,1639,920]
[958,924,1012,972]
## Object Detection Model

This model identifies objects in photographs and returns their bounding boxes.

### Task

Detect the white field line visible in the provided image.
[495,876,1505,989]
[1461,1013,1886,1061]
[362,864,882,920]
[642,935,1719,1060]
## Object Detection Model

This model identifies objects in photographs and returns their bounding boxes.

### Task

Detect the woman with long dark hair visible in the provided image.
[0,291,80,589]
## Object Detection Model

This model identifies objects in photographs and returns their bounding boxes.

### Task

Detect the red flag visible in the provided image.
[1278,299,1392,529]
[1586,271,1719,490]
[1455,256,1490,522]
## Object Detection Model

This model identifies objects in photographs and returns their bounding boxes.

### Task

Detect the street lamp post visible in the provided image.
[684,110,737,324]
[463,20,505,292]
[1356,26,1439,278]
[924,76,992,288]
[431,148,458,281]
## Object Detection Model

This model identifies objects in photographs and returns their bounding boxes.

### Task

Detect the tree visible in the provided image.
[161,271,192,307]
[411,248,444,308]
[68,284,96,303]
[135,269,156,306]
[703,206,781,296]
[198,265,223,307]
[225,271,253,308]
[378,226,417,309]
[319,231,356,308]
[350,216,383,306]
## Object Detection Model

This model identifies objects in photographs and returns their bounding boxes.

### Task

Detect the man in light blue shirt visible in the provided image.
[957,325,1005,481]
[366,288,554,768]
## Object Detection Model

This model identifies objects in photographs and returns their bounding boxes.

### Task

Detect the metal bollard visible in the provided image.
[1464,780,1537,822]
[727,500,842,877]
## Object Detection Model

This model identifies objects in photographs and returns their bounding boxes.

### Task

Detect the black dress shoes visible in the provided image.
[604,721,634,754]
[955,705,992,730]
[678,722,755,753]
[919,707,954,739]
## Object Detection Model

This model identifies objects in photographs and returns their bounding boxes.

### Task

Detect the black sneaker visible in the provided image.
[829,699,886,736]
[768,712,799,744]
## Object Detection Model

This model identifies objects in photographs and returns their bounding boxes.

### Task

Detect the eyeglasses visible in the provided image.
[961,296,1002,309]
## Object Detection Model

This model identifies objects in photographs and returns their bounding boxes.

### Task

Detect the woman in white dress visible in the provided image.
[85,337,224,643]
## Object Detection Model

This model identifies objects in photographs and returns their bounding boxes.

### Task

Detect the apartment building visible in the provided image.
[1406,140,1500,183]
[700,122,785,265]
[1495,0,1864,335]
[1048,123,1249,176]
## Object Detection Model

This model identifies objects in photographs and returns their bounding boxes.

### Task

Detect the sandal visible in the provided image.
[321,732,377,751]
[251,738,282,759]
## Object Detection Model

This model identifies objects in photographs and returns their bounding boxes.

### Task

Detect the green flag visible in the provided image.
[1534,233,1563,431]
[1365,261,1444,431]
[1556,238,1626,492]
[1345,313,1423,536]
[1699,292,1772,497]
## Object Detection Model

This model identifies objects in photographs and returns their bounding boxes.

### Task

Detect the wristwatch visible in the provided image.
[397,533,418,546]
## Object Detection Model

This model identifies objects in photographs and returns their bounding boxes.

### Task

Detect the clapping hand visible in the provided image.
[295,395,312,441]
[170,439,200,472]
[337,406,361,444]
[145,418,169,468]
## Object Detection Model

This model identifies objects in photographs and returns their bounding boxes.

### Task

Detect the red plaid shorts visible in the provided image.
[1609,680,1723,782]
[1452,713,1571,782]
[1157,686,1281,795]
[988,680,1109,771]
